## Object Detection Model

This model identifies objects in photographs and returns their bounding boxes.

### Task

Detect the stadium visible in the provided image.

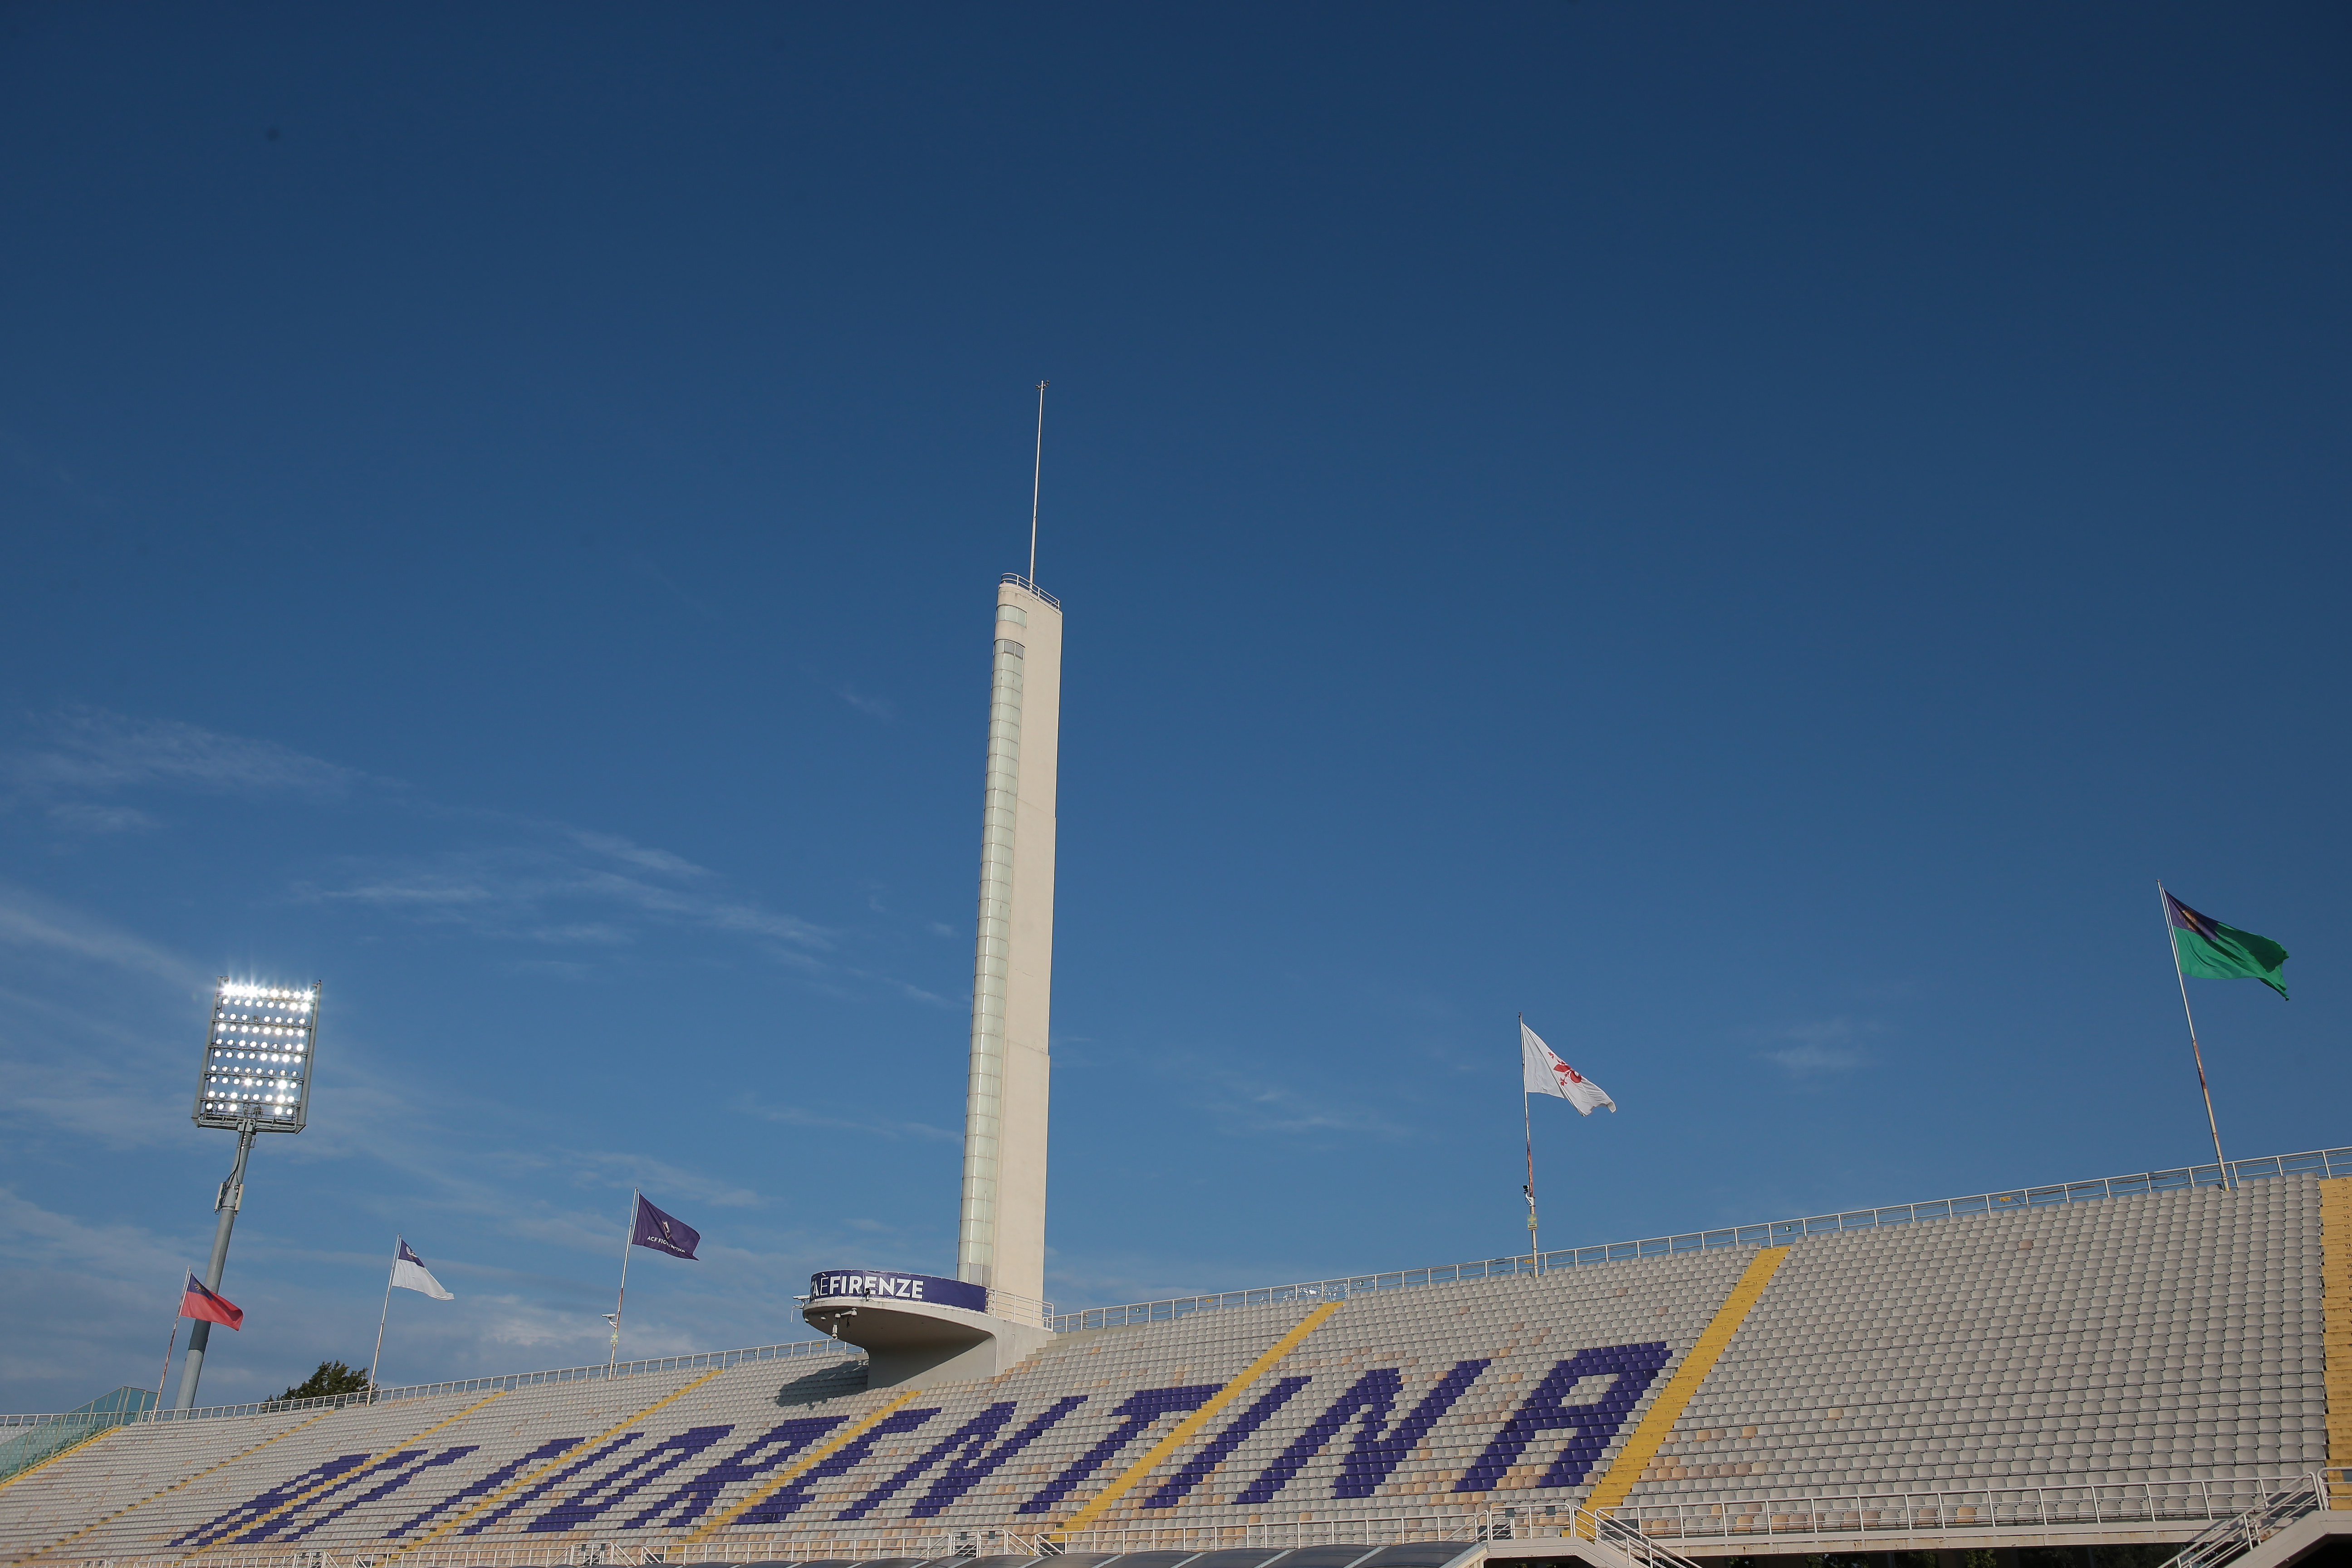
[3,577,2344,1568]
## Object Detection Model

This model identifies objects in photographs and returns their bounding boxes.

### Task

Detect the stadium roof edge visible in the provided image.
[20,1142,2344,1423]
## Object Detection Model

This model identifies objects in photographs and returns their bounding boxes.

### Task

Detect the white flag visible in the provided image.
[1521,1022,1616,1116]
[392,1237,454,1300]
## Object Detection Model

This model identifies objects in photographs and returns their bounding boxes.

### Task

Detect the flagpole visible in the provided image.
[607,1189,636,1376]
[1521,1014,1539,1272]
[2160,881,2232,1189]
[367,1237,397,1404]
[153,1305,181,1421]
[1029,380,1049,586]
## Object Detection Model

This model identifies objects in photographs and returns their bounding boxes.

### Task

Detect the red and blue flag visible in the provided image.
[179,1273,243,1330]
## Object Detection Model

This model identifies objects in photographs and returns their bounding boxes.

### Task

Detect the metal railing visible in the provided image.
[2161,1479,2327,1568]
[1001,572,1059,608]
[0,1340,863,1428]
[985,1287,1055,1328]
[0,1414,133,1484]
[39,1477,2334,1568]
[13,1144,2343,1427]
[1577,1507,1707,1568]
[1584,1473,2330,1546]
[1051,1145,2352,1331]
[0,1389,158,1482]
[59,1514,1488,1568]
[1035,1509,1490,1556]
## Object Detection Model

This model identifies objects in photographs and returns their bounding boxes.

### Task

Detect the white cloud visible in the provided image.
[1762,1041,1865,1073]
[1759,1018,1875,1074]
[574,1152,766,1210]
[5,706,365,799]
[0,880,206,987]
[1160,1053,1411,1140]
[568,829,712,880]
[301,840,830,955]
[835,684,896,721]
[46,802,158,833]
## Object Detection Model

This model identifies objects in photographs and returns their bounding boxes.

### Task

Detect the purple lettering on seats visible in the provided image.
[1142,1376,1311,1509]
[462,1435,642,1534]
[1453,1341,1671,1492]
[834,1396,1088,1521]
[1019,1385,1220,1514]
[620,1416,846,1530]
[387,1438,579,1539]
[259,1446,480,1542]
[525,1426,732,1532]
[739,1407,940,1524]
[1235,1360,1490,1504]
[169,1455,374,1548]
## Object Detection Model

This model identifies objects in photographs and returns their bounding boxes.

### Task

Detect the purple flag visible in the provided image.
[631,1194,700,1260]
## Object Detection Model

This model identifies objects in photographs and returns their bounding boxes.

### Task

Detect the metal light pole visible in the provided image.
[174,980,320,1411]
[175,1120,257,1409]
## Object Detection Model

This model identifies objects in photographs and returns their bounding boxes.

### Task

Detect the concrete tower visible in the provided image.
[957,574,1061,1311]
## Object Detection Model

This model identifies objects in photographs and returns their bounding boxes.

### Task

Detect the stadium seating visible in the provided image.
[0,1168,2336,1565]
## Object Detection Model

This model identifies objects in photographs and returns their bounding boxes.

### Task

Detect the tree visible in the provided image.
[277,1359,372,1401]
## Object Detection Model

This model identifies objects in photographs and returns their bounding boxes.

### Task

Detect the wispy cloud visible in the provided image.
[46,802,158,834]
[628,555,719,620]
[1160,1053,1410,1140]
[834,684,896,721]
[5,705,366,800]
[303,833,829,954]
[0,880,206,987]
[0,874,921,1403]
[1759,1017,1875,1074]
[5,708,837,968]
[566,829,711,880]
[574,1152,766,1209]
[1763,1041,1864,1073]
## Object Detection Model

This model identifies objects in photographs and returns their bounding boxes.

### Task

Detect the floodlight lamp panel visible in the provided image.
[192,978,321,1133]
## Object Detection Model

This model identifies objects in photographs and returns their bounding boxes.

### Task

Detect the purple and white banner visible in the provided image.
[632,1195,701,1260]
[808,1268,987,1314]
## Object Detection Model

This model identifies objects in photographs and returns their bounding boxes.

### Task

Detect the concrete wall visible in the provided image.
[956,579,1061,1307]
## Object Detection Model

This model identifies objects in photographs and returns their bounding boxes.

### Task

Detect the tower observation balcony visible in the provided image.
[802,1267,1055,1387]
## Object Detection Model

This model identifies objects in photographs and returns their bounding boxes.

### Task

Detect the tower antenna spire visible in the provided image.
[1029,380,1049,586]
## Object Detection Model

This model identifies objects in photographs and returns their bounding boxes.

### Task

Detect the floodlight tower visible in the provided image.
[174,979,320,1410]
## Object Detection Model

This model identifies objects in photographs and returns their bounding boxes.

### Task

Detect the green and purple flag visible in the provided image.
[2165,890,2290,1000]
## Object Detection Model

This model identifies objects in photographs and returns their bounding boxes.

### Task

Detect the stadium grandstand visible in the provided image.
[5,1146,2351,1568]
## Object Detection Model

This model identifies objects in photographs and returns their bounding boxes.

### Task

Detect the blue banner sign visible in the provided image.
[808,1269,988,1314]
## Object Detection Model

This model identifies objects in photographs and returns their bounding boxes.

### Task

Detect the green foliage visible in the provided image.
[277,1359,371,1401]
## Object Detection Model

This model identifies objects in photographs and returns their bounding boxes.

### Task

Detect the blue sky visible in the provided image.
[1,4,2347,1413]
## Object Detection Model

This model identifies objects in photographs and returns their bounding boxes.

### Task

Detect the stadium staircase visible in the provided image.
[2154,1480,2338,1568]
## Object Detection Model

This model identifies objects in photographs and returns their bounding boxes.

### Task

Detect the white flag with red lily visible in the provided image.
[1521,1021,1615,1115]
